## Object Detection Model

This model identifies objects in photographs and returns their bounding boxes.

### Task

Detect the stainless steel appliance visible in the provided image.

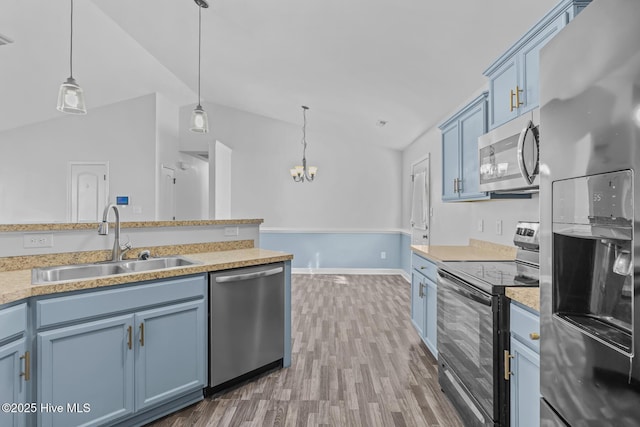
[209,263,284,391]
[437,222,540,426]
[479,110,540,193]
[539,1,640,425]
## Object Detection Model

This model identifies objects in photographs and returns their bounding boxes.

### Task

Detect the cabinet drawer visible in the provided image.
[411,253,437,280]
[35,274,206,329]
[510,302,540,353]
[0,303,27,342]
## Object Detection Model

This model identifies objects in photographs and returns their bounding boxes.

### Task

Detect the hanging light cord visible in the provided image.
[197,5,202,106]
[301,107,308,158]
[69,0,74,78]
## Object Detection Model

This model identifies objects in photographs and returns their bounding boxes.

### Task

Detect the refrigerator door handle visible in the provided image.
[215,267,283,283]
[517,120,537,185]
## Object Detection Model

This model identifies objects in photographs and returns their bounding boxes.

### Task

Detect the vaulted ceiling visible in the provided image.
[1,0,557,149]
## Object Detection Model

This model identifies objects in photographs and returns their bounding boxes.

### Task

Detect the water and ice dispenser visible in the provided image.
[552,170,634,354]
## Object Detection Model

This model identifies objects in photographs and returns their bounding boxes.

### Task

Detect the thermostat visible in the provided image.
[116,196,129,206]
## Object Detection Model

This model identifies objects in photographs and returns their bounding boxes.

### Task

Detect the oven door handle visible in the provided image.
[438,271,493,307]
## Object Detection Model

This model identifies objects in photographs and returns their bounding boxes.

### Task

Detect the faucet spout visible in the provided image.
[99,204,131,261]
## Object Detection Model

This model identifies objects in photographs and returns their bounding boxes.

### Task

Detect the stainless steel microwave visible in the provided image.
[478,109,540,193]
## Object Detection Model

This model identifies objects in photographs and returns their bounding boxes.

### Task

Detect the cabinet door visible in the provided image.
[0,338,28,427]
[38,315,135,427]
[424,278,438,359]
[441,122,460,201]
[520,13,566,114]
[488,58,518,129]
[510,337,540,427]
[411,272,425,338]
[459,102,488,200]
[134,299,206,411]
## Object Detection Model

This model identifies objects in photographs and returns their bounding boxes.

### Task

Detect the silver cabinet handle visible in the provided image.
[457,178,462,193]
[453,178,458,193]
[216,267,283,283]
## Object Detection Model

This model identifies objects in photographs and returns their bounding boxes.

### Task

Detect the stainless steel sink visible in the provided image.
[32,256,201,284]
[120,256,200,272]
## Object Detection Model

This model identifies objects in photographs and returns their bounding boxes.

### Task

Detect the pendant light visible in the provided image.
[57,0,86,115]
[190,0,209,133]
[290,106,318,182]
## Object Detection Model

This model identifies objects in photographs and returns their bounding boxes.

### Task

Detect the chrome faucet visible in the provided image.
[98,204,132,261]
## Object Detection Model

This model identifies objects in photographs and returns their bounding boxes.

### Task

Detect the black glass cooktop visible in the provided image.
[439,260,539,294]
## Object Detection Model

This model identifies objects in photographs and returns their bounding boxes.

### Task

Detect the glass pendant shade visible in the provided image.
[57,78,86,115]
[190,104,209,133]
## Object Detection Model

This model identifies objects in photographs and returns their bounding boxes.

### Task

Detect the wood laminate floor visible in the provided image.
[148,274,463,427]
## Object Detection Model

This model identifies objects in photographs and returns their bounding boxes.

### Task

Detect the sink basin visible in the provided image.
[32,256,201,284]
[120,256,200,272]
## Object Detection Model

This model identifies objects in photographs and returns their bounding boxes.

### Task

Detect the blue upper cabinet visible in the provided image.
[440,93,489,202]
[484,0,592,129]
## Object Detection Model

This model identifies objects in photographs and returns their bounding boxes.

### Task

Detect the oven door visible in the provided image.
[437,269,497,425]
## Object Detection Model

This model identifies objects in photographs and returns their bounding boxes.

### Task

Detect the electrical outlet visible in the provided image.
[24,233,54,248]
[224,227,239,237]
[380,251,387,259]
[496,220,503,235]
[430,207,434,217]
[477,219,484,232]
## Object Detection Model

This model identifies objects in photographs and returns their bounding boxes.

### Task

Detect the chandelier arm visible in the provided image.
[70,0,74,78]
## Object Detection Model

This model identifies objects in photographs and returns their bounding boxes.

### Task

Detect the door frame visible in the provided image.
[410,154,431,245]
[67,161,110,223]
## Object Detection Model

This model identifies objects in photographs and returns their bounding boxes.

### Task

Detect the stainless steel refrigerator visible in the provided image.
[539,0,640,425]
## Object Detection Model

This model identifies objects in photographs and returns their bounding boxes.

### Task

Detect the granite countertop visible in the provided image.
[506,287,540,312]
[0,248,292,305]
[0,218,264,233]
[412,239,540,311]
[411,238,517,262]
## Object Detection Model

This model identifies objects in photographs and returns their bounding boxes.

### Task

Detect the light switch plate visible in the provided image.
[496,220,503,235]
[477,219,484,232]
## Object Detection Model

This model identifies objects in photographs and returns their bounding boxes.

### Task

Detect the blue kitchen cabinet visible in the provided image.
[0,303,29,427]
[439,92,489,202]
[411,253,438,358]
[38,315,136,427]
[134,300,206,411]
[509,302,540,427]
[485,0,592,129]
[34,274,207,427]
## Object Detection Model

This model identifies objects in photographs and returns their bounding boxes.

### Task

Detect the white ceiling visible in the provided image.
[1,0,558,150]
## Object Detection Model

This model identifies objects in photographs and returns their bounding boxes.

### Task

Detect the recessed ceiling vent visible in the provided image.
[0,33,14,46]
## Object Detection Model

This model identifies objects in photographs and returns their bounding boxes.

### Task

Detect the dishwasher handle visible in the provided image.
[215,266,283,283]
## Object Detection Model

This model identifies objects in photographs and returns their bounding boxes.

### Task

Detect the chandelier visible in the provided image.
[290,106,317,182]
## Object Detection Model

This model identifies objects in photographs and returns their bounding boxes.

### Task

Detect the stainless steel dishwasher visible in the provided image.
[209,262,284,390]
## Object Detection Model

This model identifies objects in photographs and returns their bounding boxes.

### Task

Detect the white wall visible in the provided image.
[0,94,157,224]
[180,103,403,229]
[401,91,540,246]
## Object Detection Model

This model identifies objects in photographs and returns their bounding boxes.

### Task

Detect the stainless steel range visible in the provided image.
[437,222,539,426]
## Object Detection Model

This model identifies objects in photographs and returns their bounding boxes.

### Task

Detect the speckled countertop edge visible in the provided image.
[411,238,517,262]
[0,248,292,305]
[506,288,540,312]
[0,218,264,232]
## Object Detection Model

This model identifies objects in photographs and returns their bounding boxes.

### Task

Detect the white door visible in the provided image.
[69,162,109,222]
[411,156,430,245]
[160,166,176,221]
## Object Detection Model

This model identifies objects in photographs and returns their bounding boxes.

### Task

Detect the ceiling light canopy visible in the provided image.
[189,0,209,133]
[57,0,86,115]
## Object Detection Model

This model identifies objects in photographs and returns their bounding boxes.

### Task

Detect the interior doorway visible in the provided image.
[68,162,109,222]
[160,165,176,221]
[411,155,430,245]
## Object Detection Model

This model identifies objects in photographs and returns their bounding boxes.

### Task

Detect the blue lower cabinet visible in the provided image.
[509,302,540,427]
[37,315,136,427]
[410,273,425,338]
[0,337,28,427]
[510,338,540,427]
[410,253,438,358]
[134,300,206,411]
[34,274,208,427]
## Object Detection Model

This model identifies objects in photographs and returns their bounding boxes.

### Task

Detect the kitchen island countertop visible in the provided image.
[0,248,292,305]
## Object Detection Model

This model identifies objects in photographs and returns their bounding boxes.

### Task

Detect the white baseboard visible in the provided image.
[292,268,410,280]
